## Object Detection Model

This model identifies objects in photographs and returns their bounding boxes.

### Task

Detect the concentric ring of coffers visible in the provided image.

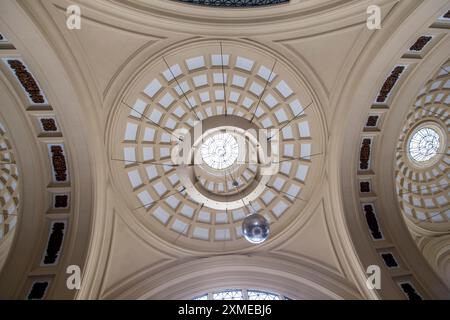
[0,121,20,242]
[395,62,450,227]
[110,40,325,251]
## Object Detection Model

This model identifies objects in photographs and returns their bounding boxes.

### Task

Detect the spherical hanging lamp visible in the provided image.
[242,213,270,244]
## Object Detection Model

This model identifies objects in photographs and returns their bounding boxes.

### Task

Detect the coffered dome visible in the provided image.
[0,121,19,243]
[1,0,449,302]
[109,40,326,252]
[395,60,450,230]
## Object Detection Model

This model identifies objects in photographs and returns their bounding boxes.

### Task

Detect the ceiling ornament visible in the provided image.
[2,58,47,105]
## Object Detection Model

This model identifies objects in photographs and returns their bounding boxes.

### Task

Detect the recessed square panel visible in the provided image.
[171,219,188,234]
[193,227,209,240]
[416,211,426,220]
[282,126,293,139]
[296,165,309,182]
[123,147,136,164]
[262,190,276,205]
[215,90,225,101]
[124,123,138,141]
[249,82,264,97]
[235,57,254,71]
[261,117,273,128]
[216,212,228,224]
[430,80,442,90]
[149,109,163,124]
[242,97,254,109]
[275,109,288,123]
[159,92,175,108]
[165,195,180,209]
[257,65,277,82]
[165,118,177,130]
[185,96,198,108]
[276,81,293,98]
[287,184,301,198]
[249,200,261,212]
[128,170,143,189]
[213,73,227,84]
[242,170,253,180]
[298,122,310,137]
[160,147,171,158]
[143,147,154,161]
[186,56,205,70]
[272,201,289,217]
[130,99,147,118]
[144,79,162,98]
[255,107,264,118]
[232,75,247,88]
[199,91,210,103]
[232,210,246,222]
[193,75,208,87]
[444,80,450,89]
[137,191,153,208]
[229,91,240,103]
[146,165,158,180]
[215,229,231,241]
[173,106,186,118]
[235,226,243,238]
[160,132,171,143]
[198,210,211,223]
[211,54,230,66]
[284,144,295,157]
[163,64,182,81]
[272,177,286,190]
[289,99,303,116]
[264,94,278,109]
[153,181,168,196]
[143,128,155,142]
[174,81,190,96]
[301,144,311,159]
[205,107,213,117]
[153,207,170,224]
[180,205,195,218]
[167,173,180,186]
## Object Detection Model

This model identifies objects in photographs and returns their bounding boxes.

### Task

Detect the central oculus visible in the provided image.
[200,132,239,170]
[408,127,440,162]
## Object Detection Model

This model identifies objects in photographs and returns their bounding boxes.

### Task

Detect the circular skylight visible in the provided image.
[194,289,288,300]
[408,127,441,162]
[201,132,239,170]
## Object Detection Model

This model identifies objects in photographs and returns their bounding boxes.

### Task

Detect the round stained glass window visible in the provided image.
[408,127,441,163]
[200,132,239,170]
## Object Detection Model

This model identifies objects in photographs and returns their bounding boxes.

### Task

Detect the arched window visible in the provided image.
[193,289,289,300]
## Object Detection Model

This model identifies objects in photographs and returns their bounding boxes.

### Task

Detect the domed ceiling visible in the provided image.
[109,40,325,252]
[395,60,450,230]
[1,0,448,300]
